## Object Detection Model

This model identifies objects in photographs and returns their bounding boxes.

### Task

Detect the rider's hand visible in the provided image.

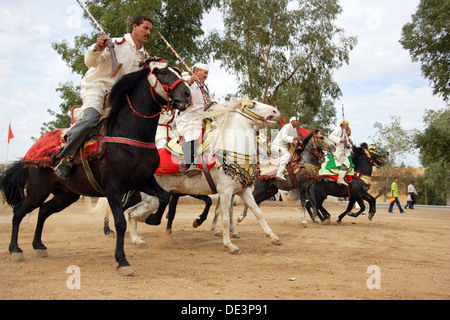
[94,35,110,52]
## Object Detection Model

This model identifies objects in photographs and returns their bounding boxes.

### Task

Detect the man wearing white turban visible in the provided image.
[271,116,302,181]
[174,63,213,177]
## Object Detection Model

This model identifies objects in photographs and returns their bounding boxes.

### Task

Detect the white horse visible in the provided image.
[97,98,281,253]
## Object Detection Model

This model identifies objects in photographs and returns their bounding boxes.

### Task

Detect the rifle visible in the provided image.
[76,0,123,78]
[158,32,214,110]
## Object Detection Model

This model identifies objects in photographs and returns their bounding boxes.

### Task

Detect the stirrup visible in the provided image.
[54,159,73,180]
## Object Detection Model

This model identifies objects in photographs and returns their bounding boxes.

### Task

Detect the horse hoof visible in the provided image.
[117,266,135,277]
[336,220,342,225]
[105,230,115,238]
[323,218,330,225]
[35,249,48,258]
[11,252,24,262]
[193,219,203,228]
[213,231,221,237]
[228,246,241,254]
[132,238,146,246]
[301,220,308,227]
[271,237,282,246]
[368,213,374,221]
[231,233,240,239]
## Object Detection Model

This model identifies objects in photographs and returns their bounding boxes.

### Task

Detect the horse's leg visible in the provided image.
[336,200,351,224]
[239,188,281,246]
[103,212,114,236]
[32,190,80,258]
[192,195,212,228]
[166,194,179,234]
[10,198,44,262]
[218,192,240,254]
[308,186,324,224]
[142,176,170,226]
[9,175,52,262]
[229,195,239,238]
[125,198,158,245]
[237,205,248,223]
[337,197,364,224]
[106,194,134,276]
[211,197,222,237]
[360,193,376,221]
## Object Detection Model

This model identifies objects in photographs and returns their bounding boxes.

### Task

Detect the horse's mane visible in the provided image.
[204,97,252,155]
[302,129,319,147]
[351,142,369,165]
[295,128,318,156]
[107,68,151,128]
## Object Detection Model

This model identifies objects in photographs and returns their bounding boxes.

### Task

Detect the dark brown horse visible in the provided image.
[0,58,192,276]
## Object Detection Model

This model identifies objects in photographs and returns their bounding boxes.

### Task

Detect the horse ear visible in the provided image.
[172,67,182,75]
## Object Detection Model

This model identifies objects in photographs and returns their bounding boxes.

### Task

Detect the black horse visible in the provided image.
[0,58,192,276]
[239,129,336,226]
[306,143,389,224]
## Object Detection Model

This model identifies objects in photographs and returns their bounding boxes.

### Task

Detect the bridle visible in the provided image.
[126,59,187,119]
[305,130,327,160]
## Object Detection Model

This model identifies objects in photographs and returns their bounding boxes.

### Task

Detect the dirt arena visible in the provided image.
[0,197,448,300]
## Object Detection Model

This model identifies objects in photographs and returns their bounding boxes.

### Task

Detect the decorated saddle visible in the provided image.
[22,122,107,169]
[258,146,320,184]
[317,154,355,183]
[156,119,216,175]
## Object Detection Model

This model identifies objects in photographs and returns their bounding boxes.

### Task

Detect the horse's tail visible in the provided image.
[90,197,111,219]
[0,161,28,207]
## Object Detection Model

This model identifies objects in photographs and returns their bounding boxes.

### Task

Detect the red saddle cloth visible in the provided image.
[22,127,106,168]
[155,148,215,174]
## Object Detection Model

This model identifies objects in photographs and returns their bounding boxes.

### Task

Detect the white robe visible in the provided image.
[174,79,210,141]
[74,33,148,121]
[329,125,352,168]
[271,123,297,165]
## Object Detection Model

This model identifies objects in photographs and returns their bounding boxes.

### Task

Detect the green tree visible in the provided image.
[370,115,416,200]
[41,0,219,135]
[414,108,450,205]
[209,0,356,129]
[400,0,450,101]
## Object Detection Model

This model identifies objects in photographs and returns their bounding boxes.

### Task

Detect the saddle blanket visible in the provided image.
[155,147,215,175]
[318,154,355,183]
[22,127,106,168]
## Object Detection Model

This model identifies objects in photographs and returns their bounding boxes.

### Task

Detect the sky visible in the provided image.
[0,0,447,168]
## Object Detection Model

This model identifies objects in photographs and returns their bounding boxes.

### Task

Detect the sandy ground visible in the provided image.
[0,197,449,300]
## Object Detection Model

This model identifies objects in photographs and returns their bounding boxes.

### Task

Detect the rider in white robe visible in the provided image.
[328,120,352,186]
[271,117,302,181]
[54,15,152,180]
[174,63,213,177]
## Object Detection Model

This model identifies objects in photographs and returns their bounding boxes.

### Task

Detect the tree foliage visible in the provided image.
[414,108,450,204]
[400,0,450,101]
[208,0,357,129]
[41,0,219,135]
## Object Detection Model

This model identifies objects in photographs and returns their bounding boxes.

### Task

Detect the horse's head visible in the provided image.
[312,129,336,153]
[366,144,389,167]
[237,99,280,126]
[146,58,192,111]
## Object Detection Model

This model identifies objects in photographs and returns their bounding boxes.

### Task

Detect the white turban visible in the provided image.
[193,63,210,71]
[290,116,299,122]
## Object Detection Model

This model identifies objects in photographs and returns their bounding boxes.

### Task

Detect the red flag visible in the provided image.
[298,126,312,137]
[8,122,14,143]
[280,117,286,127]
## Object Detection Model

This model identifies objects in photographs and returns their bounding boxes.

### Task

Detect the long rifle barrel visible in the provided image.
[75,0,122,78]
